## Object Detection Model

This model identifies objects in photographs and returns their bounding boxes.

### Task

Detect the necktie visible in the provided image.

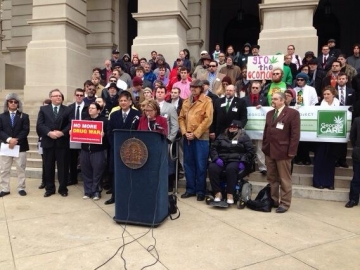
[225,98,231,112]
[10,112,15,127]
[54,106,58,119]
[75,105,80,120]
[208,73,215,91]
[273,110,278,121]
[340,88,345,105]
[253,96,258,106]
[123,112,127,123]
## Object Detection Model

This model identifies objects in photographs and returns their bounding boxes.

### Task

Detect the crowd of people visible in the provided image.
[1,38,360,212]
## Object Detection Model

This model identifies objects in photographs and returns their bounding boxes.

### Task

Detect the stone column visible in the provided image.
[187,0,210,60]
[258,0,319,57]
[1,0,12,62]
[24,0,91,104]
[132,0,191,62]
[87,0,117,67]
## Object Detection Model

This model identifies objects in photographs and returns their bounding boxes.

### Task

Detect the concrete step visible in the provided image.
[28,136,39,144]
[27,150,41,159]
[293,164,353,177]
[176,178,349,202]
[250,182,348,202]
[26,158,42,168]
[249,172,352,189]
[11,167,42,178]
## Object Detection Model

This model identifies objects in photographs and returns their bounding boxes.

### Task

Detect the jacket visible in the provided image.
[210,130,254,168]
[179,93,213,140]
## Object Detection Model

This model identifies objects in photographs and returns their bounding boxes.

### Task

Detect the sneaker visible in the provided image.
[227,194,234,204]
[214,192,222,202]
[93,196,100,201]
[83,195,90,199]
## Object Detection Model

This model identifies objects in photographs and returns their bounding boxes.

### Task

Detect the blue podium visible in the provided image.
[113,130,168,226]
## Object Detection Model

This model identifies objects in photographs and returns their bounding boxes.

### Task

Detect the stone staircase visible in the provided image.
[3,89,353,202]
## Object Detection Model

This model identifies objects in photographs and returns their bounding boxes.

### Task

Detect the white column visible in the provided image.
[24,0,91,103]
[132,0,191,63]
[87,0,117,68]
[258,0,319,57]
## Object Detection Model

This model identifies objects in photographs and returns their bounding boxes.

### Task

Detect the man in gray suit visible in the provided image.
[155,85,179,191]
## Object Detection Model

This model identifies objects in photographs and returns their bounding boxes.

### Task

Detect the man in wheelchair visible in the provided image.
[208,120,255,204]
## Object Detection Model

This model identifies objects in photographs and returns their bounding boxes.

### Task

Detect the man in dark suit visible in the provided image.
[335,72,355,168]
[37,89,71,197]
[0,93,30,197]
[210,84,247,140]
[67,88,89,185]
[167,87,183,115]
[104,91,141,205]
[203,80,219,106]
[317,44,336,72]
[262,92,300,213]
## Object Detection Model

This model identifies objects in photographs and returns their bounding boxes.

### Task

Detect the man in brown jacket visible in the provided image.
[179,79,213,201]
[262,92,300,213]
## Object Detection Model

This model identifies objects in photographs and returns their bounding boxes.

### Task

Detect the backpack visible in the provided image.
[246,184,272,212]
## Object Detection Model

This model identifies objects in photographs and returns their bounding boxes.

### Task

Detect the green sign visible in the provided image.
[317,110,347,138]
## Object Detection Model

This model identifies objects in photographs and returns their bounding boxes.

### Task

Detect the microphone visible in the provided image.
[132,115,139,124]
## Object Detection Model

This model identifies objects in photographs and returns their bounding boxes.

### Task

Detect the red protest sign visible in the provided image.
[70,120,103,144]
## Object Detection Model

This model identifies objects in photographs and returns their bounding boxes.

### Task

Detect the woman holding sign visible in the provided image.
[313,86,339,190]
[79,102,108,200]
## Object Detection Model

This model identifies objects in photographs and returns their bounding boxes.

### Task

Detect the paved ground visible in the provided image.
[1,177,360,270]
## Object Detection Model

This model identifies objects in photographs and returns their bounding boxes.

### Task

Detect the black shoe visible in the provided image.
[38,183,46,189]
[328,186,335,190]
[335,162,340,167]
[304,161,311,165]
[260,170,267,176]
[18,190,27,196]
[44,192,55,197]
[314,185,324,189]
[0,191,10,197]
[276,206,288,213]
[338,162,349,168]
[181,192,196,199]
[104,198,115,205]
[67,181,78,186]
[178,173,185,179]
[106,189,113,194]
[59,192,68,197]
[197,194,205,201]
[345,200,358,208]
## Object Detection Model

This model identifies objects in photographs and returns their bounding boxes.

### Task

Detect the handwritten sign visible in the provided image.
[247,55,284,80]
[70,120,103,144]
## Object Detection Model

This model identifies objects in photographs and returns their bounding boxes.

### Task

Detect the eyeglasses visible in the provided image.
[209,65,217,67]
[51,95,62,98]
[296,78,305,81]
[75,94,84,97]
[272,73,281,75]
[8,100,18,104]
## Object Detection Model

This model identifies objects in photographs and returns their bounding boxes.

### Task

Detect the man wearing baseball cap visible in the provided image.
[328,39,342,58]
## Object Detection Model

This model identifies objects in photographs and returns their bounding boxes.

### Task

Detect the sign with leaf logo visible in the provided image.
[317,110,347,138]
[247,55,284,80]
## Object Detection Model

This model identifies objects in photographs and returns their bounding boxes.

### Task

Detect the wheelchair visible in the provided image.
[205,157,255,209]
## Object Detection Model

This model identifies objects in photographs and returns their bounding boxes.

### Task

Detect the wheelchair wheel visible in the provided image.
[241,182,252,202]
[205,195,214,205]
[237,199,246,209]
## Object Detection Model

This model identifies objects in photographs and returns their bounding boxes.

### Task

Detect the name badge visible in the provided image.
[276,122,284,130]
[232,140,238,144]
[221,103,226,107]
[232,108,238,112]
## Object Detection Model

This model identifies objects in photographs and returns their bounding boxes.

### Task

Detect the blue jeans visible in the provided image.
[183,138,209,195]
